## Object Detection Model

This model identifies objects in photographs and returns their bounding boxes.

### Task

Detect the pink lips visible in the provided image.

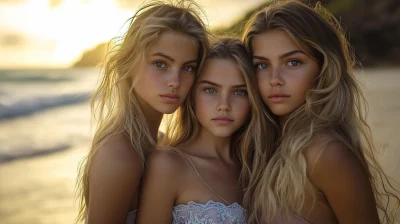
[160,93,180,103]
[212,116,233,125]
[268,93,290,103]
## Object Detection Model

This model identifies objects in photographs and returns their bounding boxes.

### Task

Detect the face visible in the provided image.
[193,58,250,138]
[134,30,199,114]
[252,30,319,120]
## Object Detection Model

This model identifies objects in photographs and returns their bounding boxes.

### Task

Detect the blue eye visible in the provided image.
[234,90,247,96]
[287,60,301,67]
[153,61,166,68]
[256,63,268,69]
[183,66,196,72]
[204,88,216,93]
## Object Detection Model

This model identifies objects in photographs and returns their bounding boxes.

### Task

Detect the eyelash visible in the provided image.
[204,87,216,93]
[286,59,301,67]
[183,66,197,73]
[254,59,302,69]
[234,90,247,96]
[255,63,268,70]
[153,61,166,68]
[153,61,197,72]
[203,88,247,96]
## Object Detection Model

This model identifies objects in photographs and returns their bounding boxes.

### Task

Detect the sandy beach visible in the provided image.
[0,68,399,223]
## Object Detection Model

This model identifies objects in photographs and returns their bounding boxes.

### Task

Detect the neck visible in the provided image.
[188,128,232,161]
[136,95,163,142]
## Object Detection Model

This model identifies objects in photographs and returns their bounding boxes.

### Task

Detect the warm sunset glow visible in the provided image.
[0,0,266,68]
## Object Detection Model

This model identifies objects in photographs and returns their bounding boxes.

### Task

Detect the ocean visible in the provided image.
[0,68,399,223]
[0,68,97,164]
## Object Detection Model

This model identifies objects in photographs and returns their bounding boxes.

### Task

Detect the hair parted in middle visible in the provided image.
[76,0,210,222]
[164,37,272,172]
[241,0,400,223]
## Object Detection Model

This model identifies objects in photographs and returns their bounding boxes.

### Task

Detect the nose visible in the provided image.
[217,94,230,112]
[269,66,284,86]
[167,69,180,89]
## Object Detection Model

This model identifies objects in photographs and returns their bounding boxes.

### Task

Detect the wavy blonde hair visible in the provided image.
[75,0,209,222]
[241,0,400,223]
[164,38,274,175]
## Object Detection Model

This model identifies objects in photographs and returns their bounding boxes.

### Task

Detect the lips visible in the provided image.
[268,93,290,103]
[212,116,233,125]
[160,93,180,103]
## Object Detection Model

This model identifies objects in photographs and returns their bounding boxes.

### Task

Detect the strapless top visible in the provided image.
[172,200,246,224]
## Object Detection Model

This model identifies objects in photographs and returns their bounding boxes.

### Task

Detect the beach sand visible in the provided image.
[0,146,87,224]
[0,68,399,223]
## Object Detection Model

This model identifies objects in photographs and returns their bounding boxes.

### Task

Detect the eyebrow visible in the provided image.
[151,52,198,64]
[198,80,247,88]
[253,50,306,61]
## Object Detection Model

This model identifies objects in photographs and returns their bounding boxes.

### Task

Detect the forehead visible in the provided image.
[147,30,199,59]
[199,58,245,85]
[252,30,301,56]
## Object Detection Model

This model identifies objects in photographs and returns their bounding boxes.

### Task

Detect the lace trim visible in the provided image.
[174,200,245,211]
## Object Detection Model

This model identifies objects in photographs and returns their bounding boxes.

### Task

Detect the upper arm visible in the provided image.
[307,141,380,224]
[87,135,143,224]
[136,151,183,224]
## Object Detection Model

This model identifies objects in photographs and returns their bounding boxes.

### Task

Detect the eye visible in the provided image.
[287,60,301,67]
[183,66,196,72]
[255,63,269,69]
[204,88,216,94]
[153,61,166,68]
[234,90,247,96]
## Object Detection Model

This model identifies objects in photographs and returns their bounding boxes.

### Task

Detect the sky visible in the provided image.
[0,0,266,68]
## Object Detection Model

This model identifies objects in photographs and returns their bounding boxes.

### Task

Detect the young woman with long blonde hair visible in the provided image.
[241,0,400,223]
[75,1,209,223]
[136,38,267,223]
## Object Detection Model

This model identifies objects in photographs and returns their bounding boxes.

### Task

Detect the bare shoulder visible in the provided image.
[303,135,379,222]
[87,133,144,223]
[304,132,371,193]
[304,133,352,174]
[93,133,143,171]
[146,149,188,178]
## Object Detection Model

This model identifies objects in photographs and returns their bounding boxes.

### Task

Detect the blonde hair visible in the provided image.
[75,0,209,222]
[164,37,272,173]
[241,0,400,223]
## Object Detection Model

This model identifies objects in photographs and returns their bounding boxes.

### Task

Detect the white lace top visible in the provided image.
[172,200,246,224]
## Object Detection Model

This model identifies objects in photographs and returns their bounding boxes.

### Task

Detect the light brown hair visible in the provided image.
[242,0,400,223]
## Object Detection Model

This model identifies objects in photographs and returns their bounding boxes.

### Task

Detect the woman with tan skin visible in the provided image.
[75,1,209,223]
[241,1,400,223]
[136,38,267,223]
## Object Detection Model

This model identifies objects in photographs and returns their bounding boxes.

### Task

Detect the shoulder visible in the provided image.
[94,133,143,171]
[90,133,143,187]
[87,133,144,222]
[304,133,368,189]
[303,135,380,222]
[146,149,188,177]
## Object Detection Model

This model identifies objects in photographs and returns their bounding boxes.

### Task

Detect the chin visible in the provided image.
[162,108,179,114]
[211,130,235,138]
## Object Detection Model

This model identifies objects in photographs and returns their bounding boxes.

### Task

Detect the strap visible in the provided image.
[171,149,230,205]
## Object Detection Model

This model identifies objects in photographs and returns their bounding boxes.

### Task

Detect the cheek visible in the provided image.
[256,74,270,101]
[194,93,212,116]
[235,99,251,118]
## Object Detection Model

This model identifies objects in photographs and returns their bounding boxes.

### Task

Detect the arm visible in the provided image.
[136,150,183,224]
[87,134,143,224]
[307,141,380,224]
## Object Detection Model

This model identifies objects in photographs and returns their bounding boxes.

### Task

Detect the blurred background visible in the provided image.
[0,0,399,223]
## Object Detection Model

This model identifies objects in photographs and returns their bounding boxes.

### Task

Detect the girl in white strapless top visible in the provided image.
[136,38,266,224]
